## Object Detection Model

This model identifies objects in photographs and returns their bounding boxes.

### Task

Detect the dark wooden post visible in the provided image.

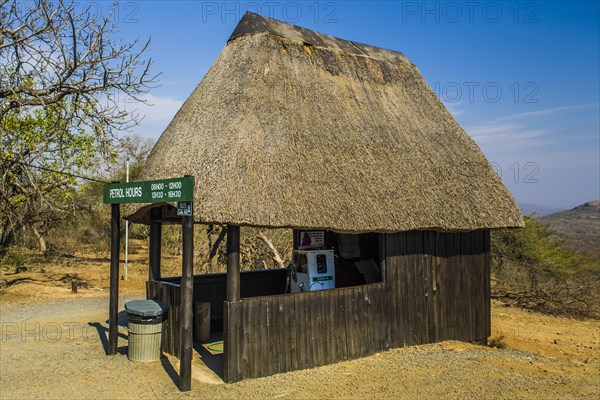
[149,207,162,282]
[226,224,240,302]
[292,229,299,251]
[179,212,194,391]
[483,229,491,343]
[378,233,387,282]
[108,202,120,355]
[224,224,241,383]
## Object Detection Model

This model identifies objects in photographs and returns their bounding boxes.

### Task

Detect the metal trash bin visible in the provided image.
[125,300,167,362]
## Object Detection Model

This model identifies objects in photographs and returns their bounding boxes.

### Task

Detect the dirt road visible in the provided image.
[1,291,598,399]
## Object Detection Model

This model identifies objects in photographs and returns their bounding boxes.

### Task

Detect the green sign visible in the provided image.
[102,177,194,204]
[312,276,333,282]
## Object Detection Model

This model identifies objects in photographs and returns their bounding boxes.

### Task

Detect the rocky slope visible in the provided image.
[542,200,600,258]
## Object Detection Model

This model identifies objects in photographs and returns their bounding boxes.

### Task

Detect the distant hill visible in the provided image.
[542,200,600,258]
[520,203,565,217]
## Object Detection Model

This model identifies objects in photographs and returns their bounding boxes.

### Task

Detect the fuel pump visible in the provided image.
[290,249,335,292]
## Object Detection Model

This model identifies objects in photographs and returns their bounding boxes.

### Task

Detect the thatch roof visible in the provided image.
[126,12,524,232]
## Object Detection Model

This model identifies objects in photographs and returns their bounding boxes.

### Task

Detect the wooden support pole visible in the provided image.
[149,207,162,282]
[483,229,491,341]
[378,233,387,282]
[224,224,240,383]
[108,203,120,356]
[226,224,240,302]
[292,229,299,250]
[179,213,194,392]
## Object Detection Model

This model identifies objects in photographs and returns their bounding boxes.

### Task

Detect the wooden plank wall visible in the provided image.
[147,280,181,356]
[224,283,388,382]
[159,269,287,332]
[225,229,489,382]
[385,230,489,347]
[147,269,288,356]
[150,230,490,382]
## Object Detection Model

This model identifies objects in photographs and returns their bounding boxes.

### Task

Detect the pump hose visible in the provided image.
[207,340,223,353]
[285,262,295,293]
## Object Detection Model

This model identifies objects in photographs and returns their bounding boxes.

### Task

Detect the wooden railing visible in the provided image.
[224,283,388,382]
[148,230,490,383]
[147,268,289,356]
[147,280,181,356]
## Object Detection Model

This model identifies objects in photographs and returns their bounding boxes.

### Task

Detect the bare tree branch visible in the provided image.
[257,230,286,269]
[0,0,159,254]
[0,0,159,135]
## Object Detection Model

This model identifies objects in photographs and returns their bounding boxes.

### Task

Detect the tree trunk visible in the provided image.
[30,224,47,254]
[0,221,18,257]
[206,225,227,273]
[256,231,286,269]
[0,233,14,257]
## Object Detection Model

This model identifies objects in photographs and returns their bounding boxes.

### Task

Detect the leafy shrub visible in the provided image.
[492,216,600,318]
[1,248,27,272]
[487,335,507,349]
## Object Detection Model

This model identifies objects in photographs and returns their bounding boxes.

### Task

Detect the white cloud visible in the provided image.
[465,103,597,152]
[116,93,185,138]
[136,94,185,123]
[493,103,597,122]
[442,100,465,117]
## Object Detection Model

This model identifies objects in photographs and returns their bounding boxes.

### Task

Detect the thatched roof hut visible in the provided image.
[127,12,523,232]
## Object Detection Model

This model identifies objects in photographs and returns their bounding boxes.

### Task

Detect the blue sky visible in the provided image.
[105,1,598,209]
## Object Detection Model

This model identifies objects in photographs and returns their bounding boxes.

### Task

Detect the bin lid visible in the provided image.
[125,300,167,317]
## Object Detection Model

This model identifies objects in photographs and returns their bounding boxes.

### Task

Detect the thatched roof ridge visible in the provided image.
[229,12,410,64]
[126,13,524,232]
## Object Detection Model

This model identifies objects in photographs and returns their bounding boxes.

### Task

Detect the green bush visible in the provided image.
[487,335,507,349]
[1,248,27,271]
[491,216,600,317]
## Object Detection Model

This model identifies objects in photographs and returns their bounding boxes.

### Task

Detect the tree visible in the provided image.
[0,0,157,126]
[117,134,155,165]
[491,216,600,317]
[0,101,99,253]
[38,133,158,256]
[0,0,158,255]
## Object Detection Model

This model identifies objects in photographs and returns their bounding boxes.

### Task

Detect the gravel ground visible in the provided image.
[1,295,598,399]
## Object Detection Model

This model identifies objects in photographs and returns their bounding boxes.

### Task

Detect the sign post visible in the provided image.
[108,197,120,356]
[179,200,194,391]
[102,176,195,392]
